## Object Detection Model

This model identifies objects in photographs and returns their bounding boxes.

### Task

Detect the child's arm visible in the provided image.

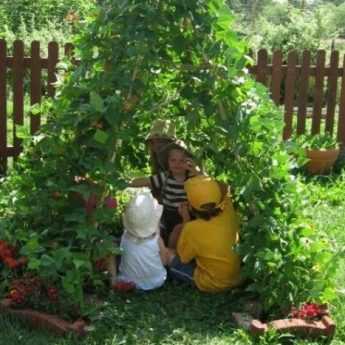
[128,177,152,188]
[178,202,191,223]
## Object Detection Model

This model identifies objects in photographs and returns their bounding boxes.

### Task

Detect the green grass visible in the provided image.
[303,173,345,345]
[0,172,345,345]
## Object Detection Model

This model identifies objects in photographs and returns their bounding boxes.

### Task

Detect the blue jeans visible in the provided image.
[169,256,196,284]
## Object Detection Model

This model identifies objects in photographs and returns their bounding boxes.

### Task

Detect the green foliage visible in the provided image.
[0,0,337,318]
[247,7,332,57]
[0,0,94,34]
[0,20,73,56]
[230,1,343,57]
[296,133,339,150]
[0,0,96,56]
[320,2,345,38]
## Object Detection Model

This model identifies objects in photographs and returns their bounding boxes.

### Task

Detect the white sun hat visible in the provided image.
[122,190,163,239]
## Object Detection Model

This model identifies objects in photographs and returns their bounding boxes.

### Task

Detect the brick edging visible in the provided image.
[0,299,87,336]
[232,312,336,338]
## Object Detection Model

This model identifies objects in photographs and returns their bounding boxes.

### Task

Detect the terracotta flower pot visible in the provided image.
[306,148,339,175]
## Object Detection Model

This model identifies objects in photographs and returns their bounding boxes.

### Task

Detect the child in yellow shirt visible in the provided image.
[169,175,242,292]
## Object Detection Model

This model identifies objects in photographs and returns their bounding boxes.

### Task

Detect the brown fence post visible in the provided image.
[271,50,283,105]
[30,41,41,134]
[311,50,326,135]
[337,55,345,146]
[13,40,25,158]
[256,49,268,86]
[0,40,7,174]
[283,51,298,140]
[296,50,311,135]
[325,50,339,135]
[47,42,59,98]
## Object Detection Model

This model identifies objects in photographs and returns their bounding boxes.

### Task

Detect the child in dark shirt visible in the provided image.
[130,142,199,246]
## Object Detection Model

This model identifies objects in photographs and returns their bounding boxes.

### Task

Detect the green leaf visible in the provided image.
[40,254,55,267]
[21,238,40,255]
[30,103,41,115]
[16,125,31,140]
[64,211,85,223]
[73,258,89,270]
[93,129,109,144]
[92,46,99,59]
[28,258,41,270]
[90,91,104,112]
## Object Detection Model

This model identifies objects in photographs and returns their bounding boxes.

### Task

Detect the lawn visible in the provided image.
[0,172,344,345]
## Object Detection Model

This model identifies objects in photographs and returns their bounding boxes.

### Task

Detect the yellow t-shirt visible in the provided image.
[177,198,241,292]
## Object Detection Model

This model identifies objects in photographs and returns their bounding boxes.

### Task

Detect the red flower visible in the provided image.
[104,196,117,209]
[0,241,17,261]
[290,303,327,320]
[8,289,25,304]
[47,287,59,302]
[3,249,12,258]
[3,257,18,269]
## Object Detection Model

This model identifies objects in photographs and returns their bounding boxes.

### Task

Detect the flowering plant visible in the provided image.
[0,240,27,270]
[6,275,59,308]
[290,303,328,321]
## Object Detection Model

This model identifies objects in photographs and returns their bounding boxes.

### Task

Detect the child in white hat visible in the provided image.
[114,189,173,290]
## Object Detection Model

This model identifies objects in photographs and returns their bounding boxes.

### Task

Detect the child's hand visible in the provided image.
[178,202,191,223]
[184,158,200,176]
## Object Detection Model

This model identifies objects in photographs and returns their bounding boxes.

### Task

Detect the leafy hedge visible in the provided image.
[0,0,337,317]
[0,0,96,57]
[0,0,94,33]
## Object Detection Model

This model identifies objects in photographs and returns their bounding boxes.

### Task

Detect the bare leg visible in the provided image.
[158,236,176,266]
[168,224,183,249]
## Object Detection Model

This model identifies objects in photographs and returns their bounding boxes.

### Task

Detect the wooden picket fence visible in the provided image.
[0,40,74,174]
[1,40,345,175]
[248,49,345,142]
